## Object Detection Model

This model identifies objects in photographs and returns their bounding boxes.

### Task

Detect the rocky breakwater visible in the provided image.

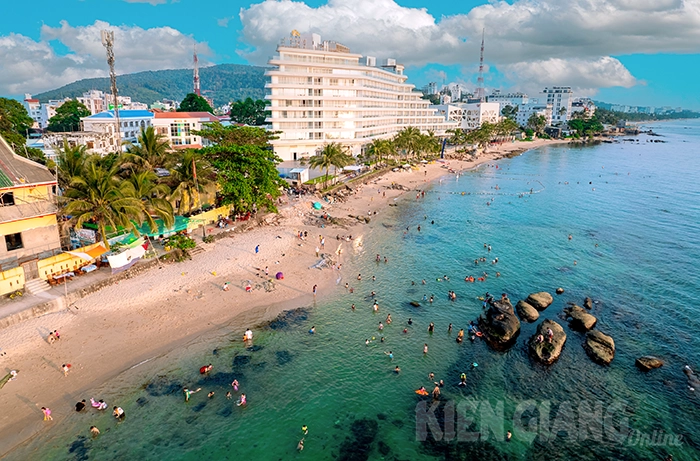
[478,298,521,350]
[527,292,554,311]
[529,320,566,365]
[583,330,615,365]
[563,305,598,331]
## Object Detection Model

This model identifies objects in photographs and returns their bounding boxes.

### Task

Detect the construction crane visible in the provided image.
[193,44,201,96]
[475,28,486,102]
[101,30,121,151]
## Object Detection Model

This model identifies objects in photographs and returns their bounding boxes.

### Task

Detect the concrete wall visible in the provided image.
[0,267,25,296]
[0,218,61,268]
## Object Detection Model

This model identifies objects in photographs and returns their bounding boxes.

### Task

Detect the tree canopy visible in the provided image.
[501,105,518,120]
[47,100,90,133]
[199,125,284,213]
[308,142,353,189]
[179,93,213,113]
[229,98,268,125]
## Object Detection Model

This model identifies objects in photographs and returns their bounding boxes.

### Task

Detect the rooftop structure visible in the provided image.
[151,111,218,149]
[265,31,456,161]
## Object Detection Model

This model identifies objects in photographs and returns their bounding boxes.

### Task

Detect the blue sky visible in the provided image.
[2,0,699,109]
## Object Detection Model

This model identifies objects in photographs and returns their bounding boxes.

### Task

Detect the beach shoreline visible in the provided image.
[0,138,566,457]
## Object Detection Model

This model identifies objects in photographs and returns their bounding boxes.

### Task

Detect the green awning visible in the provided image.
[132,215,190,237]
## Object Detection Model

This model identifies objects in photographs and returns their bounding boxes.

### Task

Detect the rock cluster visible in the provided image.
[478,299,521,350]
[583,330,615,365]
[528,320,566,365]
[563,305,598,331]
[526,292,554,311]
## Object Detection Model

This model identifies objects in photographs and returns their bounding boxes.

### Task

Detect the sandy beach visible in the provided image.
[0,138,566,456]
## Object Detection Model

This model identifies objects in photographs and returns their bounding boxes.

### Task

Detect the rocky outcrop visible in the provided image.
[529,320,566,365]
[478,299,521,350]
[583,297,593,310]
[556,288,565,295]
[635,356,664,371]
[583,330,615,365]
[684,366,700,390]
[515,300,539,323]
[563,305,598,331]
[527,292,554,311]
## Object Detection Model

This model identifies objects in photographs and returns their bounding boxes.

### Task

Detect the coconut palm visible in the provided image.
[365,139,394,165]
[124,126,171,171]
[63,159,145,248]
[394,126,422,161]
[308,142,353,189]
[124,170,174,230]
[169,149,212,214]
[56,140,88,189]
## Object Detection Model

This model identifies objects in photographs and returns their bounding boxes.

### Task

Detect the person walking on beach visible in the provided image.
[41,407,52,421]
[62,364,71,377]
[312,285,317,296]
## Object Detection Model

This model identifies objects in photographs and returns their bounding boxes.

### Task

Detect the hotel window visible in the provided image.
[0,192,15,206]
[5,232,23,251]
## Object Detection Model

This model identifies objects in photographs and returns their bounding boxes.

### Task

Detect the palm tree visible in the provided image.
[365,139,394,166]
[63,159,145,248]
[124,170,174,230]
[124,126,171,171]
[169,149,212,214]
[308,142,353,189]
[394,127,422,161]
[56,140,88,189]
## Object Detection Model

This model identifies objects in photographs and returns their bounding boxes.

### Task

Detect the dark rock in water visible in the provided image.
[376,413,387,420]
[635,356,664,371]
[410,301,421,307]
[276,350,293,365]
[233,355,251,368]
[515,300,539,323]
[184,415,198,424]
[378,440,391,456]
[338,418,379,461]
[479,299,521,350]
[144,375,183,397]
[192,401,207,412]
[392,419,404,428]
[68,435,89,461]
[198,371,239,387]
[136,397,149,407]
[252,362,267,370]
[217,406,233,418]
[267,307,310,330]
[684,365,700,390]
[556,287,565,294]
[529,320,566,365]
[212,348,220,356]
[583,330,615,365]
[563,304,597,331]
[527,292,554,311]
[583,297,593,310]
[246,345,264,352]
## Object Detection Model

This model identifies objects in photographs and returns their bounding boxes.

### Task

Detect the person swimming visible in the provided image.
[309,326,316,334]
[408,318,413,325]
[459,373,467,386]
[428,322,434,333]
[385,351,394,359]
[237,394,247,406]
[231,380,239,391]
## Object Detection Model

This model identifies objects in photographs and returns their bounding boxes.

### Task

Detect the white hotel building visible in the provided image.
[265,33,456,161]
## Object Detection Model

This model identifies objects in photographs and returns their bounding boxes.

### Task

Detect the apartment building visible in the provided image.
[541,87,574,124]
[515,103,553,128]
[151,111,218,148]
[265,32,456,161]
[487,90,529,108]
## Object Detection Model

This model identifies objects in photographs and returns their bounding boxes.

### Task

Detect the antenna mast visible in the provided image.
[476,28,485,102]
[101,30,121,152]
[193,44,201,96]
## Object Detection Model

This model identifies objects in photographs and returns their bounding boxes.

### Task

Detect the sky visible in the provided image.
[1,0,700,109]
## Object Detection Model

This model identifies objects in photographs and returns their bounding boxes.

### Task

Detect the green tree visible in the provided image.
[394,127,422,161]
[125,170,174,229]
[0,98,33,139]
[229,98,268,125]
[169,149,213,214]
[63,159,146,248]
[421,94,440,105]
[494,118,520,141]
[124,126,171,171]
[527,114,547,136]
[501,105,518,120]
[56,141,89,189]
[47,100,90,132]
[196,122,278,148]
[308,142,353,189]
[365,139,394,165]
[178,93,213,113]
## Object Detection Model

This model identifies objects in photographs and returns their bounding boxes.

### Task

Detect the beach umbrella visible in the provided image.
[313,202,323,210]
[276,272,284,280]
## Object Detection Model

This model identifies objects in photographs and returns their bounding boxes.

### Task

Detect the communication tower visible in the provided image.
[193,44,201,96]
[101,30,121,150]
[475,29,486,102]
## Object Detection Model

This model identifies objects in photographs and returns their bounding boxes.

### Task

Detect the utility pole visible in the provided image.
[476,28,486,102]
[101,30,121,152]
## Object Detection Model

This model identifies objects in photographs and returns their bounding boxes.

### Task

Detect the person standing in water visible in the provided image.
[183,387,201,402]
[423,343,429,354]
[428,322,435,333]
[386,314,392,324]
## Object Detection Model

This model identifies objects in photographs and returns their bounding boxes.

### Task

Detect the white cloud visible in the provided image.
[217,17,232,28]
[239,0,700,93]
[123,0,170,5]
[0,21,210,95]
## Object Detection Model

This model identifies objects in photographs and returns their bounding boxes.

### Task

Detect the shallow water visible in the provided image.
[9,121,700,461]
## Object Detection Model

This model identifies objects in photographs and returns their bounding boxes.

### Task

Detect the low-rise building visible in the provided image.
[151,111,218,148]
[22,95,43,129]
[0,135,61,291]
[515,103,553,128]
[461,102,500,130]
[81,110,155,150]
[488,90,529,107]
[40,131,115,158]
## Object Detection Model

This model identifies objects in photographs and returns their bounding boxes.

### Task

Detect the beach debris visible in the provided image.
[635,356,664,371]
[515,300,539,323]
[478,298,521,350]
[529,320,566,365]
[526,292,554,311]
[583,330,615,365]
[563,304,598,331]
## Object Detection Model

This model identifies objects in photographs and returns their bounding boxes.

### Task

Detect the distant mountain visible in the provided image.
[34,64,268,107]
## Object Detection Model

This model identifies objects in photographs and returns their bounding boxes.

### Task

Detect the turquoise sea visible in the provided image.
[8,120,700,460]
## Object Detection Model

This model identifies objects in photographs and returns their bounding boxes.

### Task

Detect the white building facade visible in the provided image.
[81,110,155,148]
[22,95,42,129]
[541,87,573,124]
[515,103,553,128]
[265,32,456,161]
[151,111,218,148]
[461,102,500,130]
[488,91,529,108]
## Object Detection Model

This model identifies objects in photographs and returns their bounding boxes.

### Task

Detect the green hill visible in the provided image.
[34,64,268,107]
